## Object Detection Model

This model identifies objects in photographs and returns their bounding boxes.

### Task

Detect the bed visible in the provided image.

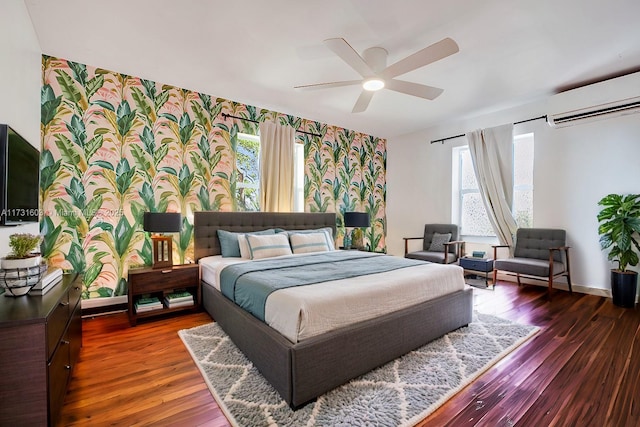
[194,211,473,409]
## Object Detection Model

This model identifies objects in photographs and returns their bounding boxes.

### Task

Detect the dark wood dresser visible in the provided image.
[0,273,82,426]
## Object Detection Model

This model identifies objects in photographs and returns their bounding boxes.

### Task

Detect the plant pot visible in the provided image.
[0,259,47,297]
[1,255,42,270]
[611,269,638,308]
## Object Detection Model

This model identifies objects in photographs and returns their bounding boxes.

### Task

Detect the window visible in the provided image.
[452,133,534,241]
[293,142,305,212]
[512,133,534,228]
[236,133,260,211]
[235,132,305,212]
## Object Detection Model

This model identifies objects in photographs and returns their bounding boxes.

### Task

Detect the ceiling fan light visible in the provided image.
[363,78,385,91]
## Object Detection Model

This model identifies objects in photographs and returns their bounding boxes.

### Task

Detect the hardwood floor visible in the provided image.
[58,281,640,426]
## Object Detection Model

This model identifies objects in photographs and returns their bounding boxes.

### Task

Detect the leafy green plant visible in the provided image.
[597,193,640,272]
[8,233,42,259]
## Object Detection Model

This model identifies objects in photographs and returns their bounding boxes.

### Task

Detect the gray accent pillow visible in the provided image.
[428,232,451,252]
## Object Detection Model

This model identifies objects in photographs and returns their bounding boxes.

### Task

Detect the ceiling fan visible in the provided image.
[295,37,459,113]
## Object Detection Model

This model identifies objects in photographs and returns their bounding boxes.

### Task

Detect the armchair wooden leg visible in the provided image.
[516,274,521,286]
[493,269,497,284]
[548,277,553,300]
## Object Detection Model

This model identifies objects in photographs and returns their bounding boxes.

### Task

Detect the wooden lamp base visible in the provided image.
[151,235,173,269]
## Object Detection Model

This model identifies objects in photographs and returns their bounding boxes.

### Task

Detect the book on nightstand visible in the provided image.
[165,299,195,309]
[135,296,163,313]
[164,290,194,308]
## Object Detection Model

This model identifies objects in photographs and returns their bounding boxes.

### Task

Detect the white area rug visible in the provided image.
[179,312,538,427]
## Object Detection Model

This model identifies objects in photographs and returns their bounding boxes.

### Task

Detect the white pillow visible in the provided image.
[246,233,292,259]
[289,232,332,254]
[284,227,336,251]
[237,234,250,259]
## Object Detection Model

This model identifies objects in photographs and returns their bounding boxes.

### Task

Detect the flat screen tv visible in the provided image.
[0,124,40,225]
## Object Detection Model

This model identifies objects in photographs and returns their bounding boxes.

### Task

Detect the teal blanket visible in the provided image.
[219,251,425,321]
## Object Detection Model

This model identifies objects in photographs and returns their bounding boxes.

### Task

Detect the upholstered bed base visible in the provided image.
[203,283,473,408]
[194,211,474,409]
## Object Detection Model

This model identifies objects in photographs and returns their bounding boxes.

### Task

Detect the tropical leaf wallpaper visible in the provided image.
[41,55,386,301]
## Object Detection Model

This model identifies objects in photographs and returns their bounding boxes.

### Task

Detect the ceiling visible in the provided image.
[25,0,640,139]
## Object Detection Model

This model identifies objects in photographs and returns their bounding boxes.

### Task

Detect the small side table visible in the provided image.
[459,257,494,288]
[127,263,200,326]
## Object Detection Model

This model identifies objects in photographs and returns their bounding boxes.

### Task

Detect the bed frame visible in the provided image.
[194,211,474,409]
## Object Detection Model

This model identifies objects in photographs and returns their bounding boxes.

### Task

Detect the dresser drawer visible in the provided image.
[129,266,199,294]
[68,278,82,308]
[68,300,83,369]
[48,328,71,425]
[47,290,70,359]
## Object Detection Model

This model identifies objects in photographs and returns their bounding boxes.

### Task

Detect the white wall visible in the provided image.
[387,75,640,295]
[0,0,42,255]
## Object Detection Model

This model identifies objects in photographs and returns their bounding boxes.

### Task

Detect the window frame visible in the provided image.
[451,133,534,243]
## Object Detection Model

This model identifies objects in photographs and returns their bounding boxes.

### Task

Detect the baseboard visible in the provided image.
[82,305,128,318]
[81,295,128,317]
[496,272,612,298]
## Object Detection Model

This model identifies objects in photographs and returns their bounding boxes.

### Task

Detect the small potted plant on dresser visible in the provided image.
[2,233,43,269]
[597,193,640,307]
[0,233,45,296]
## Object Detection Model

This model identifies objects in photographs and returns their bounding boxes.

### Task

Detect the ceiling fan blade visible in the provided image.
[294,80,362,90]
[352,90,374,113]
[381,37,459,79]
[385,80,444,100]
[324,38,374,78]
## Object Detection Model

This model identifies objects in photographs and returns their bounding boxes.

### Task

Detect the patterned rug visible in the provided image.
[179,313,538,427]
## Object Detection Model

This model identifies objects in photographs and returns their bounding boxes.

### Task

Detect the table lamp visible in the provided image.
[343,211,370,250]
[143,212,181,269]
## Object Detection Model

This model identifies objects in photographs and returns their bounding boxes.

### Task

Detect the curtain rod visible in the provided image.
[429,115,548,144]
[221,113,321,137]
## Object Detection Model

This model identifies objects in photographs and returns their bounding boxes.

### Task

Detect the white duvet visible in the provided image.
[199,252,466,343]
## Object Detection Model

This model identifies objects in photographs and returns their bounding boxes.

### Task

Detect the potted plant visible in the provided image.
[597,193,640,307]
[1,233,43,269]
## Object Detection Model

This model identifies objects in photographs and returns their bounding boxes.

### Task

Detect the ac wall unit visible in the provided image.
[546,71,640,129]
[547,96,640,128]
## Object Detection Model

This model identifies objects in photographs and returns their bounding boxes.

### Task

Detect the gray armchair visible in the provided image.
[403,224,465,264]
[493,228,573,299]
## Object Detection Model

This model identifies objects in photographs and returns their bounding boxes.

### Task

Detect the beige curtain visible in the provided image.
[259,121,295,212]
[466,123,518,248]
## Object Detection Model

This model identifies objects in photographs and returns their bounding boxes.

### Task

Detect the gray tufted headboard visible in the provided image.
[193,211,337,260]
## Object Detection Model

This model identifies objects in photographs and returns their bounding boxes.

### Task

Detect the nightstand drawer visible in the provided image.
[459,257,494,272]
[129,266,199,293]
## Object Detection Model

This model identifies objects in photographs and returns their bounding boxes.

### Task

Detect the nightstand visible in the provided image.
[127,263,200,326]
[459,257,494,288]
